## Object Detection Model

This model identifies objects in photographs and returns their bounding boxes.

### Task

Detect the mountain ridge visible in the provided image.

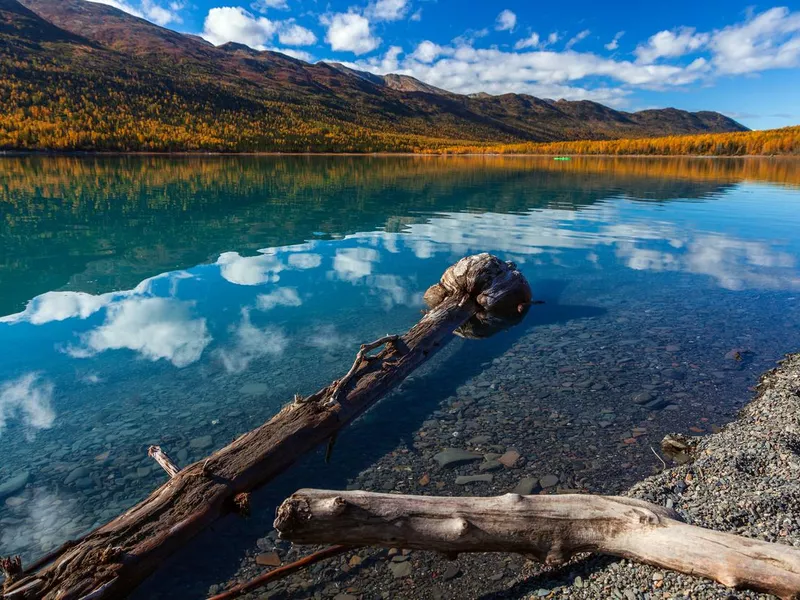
[0,0,748,152]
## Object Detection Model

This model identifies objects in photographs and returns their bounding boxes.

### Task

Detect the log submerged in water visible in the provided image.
[1,254,531,600]
[275,489,800,600]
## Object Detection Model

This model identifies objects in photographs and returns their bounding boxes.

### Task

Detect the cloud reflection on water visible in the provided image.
[0,373,55,439]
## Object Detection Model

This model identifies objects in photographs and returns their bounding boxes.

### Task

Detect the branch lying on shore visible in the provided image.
[275,489,800,600]
[1,253,531,600]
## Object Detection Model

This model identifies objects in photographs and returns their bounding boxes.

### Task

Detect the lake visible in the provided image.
[1,155,800,595]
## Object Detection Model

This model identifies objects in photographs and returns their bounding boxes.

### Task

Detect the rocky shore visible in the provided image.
[212,351,800,600]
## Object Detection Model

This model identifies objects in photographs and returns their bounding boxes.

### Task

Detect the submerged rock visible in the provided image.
[455,474,493,485]
[432,448,482,469]
[0,471,29,499]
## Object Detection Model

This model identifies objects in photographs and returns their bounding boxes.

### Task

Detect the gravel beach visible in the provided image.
[208,350,800,600]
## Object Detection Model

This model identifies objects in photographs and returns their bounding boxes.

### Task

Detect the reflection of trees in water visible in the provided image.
[0,155,790,314]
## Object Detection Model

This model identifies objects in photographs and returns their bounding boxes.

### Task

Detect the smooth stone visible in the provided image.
[177,448,189,463]
[136,467,151,478]
[498,450,520,467]
[240,382,269,395]
[479,460,503,472]
[255,552,281,567]
[64,467,89,485]
[389,561,412,578]
[190,435,213,450]
[0,471,30,498]
[334,595,357,600]
[455,474,493,485]
[468,435,491,445]
[539,475,559,488]
[644,398,669,410]
[441,564,460,581]
[512,477,538,495]
[432,448,482,469]
[632,392,654,405]
[5,496,26,508]
[74,477,94,489]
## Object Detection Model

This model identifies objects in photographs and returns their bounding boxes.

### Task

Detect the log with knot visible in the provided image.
[1,254,532,600]
[275,490,800,600]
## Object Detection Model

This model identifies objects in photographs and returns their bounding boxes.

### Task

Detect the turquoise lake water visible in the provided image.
[1,155,800,588]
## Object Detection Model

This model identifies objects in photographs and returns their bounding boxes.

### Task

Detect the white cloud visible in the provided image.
[322,12,381,55]
[410,8,422,21]
[514,32,540,50]
[287,253,323,269]
[605,30,625,51]
[85,0,182,26]
[277,21,317,45]
[565,29,591,50]
[635,27,708,63]
[216,251,285,285]
[251,0,288,11]
[546,32,559,46]
[256,287,302,310]
[216,310,288,373]
[0,373,55,439]
[75,298,211,368]
[202,6,277,47]
[0,291,111,325]
[710,7,800,74]
[332,247,380,281]
[495,9,517,32]
[366,0,409,22]
[411,40,445,63]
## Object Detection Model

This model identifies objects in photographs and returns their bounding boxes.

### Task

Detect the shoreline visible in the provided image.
[184,331,799,599]
[0,151,798,159]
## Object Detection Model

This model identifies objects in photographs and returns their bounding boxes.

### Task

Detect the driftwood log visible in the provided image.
[1,254,531,600]
[275,490,800,600]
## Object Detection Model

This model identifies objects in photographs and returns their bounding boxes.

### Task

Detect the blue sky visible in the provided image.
[89,0,800,129]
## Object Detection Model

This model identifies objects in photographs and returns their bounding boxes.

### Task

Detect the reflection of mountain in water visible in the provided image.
[0,155,787,315]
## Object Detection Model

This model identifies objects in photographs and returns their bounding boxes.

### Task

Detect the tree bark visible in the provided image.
[275,489,800,600]
[2,254,530,600]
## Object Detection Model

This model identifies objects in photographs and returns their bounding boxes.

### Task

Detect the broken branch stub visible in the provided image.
[275,489,800,600]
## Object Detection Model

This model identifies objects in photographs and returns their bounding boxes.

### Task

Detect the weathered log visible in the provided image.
[2,254,531,600]
[275,489,800,600]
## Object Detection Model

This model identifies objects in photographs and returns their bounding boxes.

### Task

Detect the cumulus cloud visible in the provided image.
[0,373,55,439]
[202,6,277,47]
[710,7,800,74]
[73,298,211,368]
[635,27,708,63]
[216,309,288,373]
[322,12,381,55]
[256,287,302,310]
[0,291,111,325]
[202,6,316,49]
[411,40,445,62]
[216,251,285,285]
[514,32,540,50]
[366,0,409,22]
[495,9,517,32]
[268,47,314,61]
[251,0,288,10]
[277,22,317,45]
[605,30,625,51]
[565,29,591,49]
[332,247,380,281]
[287,253,323,269]
[85,0,182,26]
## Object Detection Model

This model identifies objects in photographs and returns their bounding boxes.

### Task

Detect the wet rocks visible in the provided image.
[189,435,213,450]
[388,561,412,578]
[497,449,520,467]
[255,552,281,567]
[64,467,89,485]
[0,471,29,499]
[539,474,559,488]
[512,477,539,495]
[432,448,482,469]
[455,474,493,485]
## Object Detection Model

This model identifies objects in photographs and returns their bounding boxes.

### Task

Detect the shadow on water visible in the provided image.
[134,280,606,599]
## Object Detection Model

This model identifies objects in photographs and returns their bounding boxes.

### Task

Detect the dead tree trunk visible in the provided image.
[1,254,531,600]
[275,489,800,600]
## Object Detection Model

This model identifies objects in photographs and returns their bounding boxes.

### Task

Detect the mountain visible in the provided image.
[0,0,747,152]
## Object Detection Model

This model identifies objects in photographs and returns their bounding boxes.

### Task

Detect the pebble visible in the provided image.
[455,474,493,485]
[539,474,559,488]
[432,448,482,469]
[478,460,503,472]
[255,552,281,567]
[64,467,89,485]
[0,471,30,498]
[190,435,213,450]
[441,564,459,581]
[512,477,538,495]
[497,449,520,467]
[240,382,269,395]
[388,561,412,578]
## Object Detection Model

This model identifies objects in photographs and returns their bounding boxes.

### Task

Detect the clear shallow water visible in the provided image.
[1,156,800,574]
